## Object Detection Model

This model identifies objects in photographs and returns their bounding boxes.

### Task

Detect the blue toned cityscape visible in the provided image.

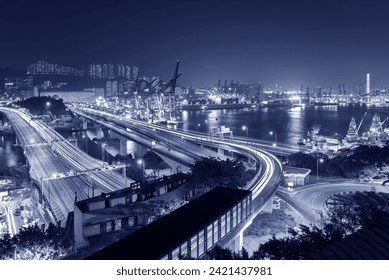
[1,0,389,260]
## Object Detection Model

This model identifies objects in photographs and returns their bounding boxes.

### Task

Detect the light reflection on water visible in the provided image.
[180,104,389,146]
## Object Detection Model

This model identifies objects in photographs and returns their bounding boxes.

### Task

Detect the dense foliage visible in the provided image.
[12,96,69,116]
[191,157,256,189]
[288,145,389,178]
[0,223,68,260]
[0,165,30,184]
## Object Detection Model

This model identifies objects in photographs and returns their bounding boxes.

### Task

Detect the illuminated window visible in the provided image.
[191,235,198,259]
[207,225,213,249]
[220,215,226,238]
[213,220,219,243]
[172,247,180,260]
[243,199,247,219]
[198,230,205,257]
[106,221,112,232]
[232,206,237,228]
[180,242,187,259]
[115,219,121,230]
[226,211,231,233]
[237,203,242,224]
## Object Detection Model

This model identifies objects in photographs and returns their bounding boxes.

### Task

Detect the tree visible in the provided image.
[252,191,389,260]
[0,222,68,260]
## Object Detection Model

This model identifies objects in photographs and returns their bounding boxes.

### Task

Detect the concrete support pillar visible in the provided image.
[119,139,127,156]
[82,120,88,130]
[226,232,243,252]
[261,195,274,213]
[218,148,224,156]
[135,143,147,158]
[96,126,103,139]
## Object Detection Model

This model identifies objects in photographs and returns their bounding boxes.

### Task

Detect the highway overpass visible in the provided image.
[0,108,133,226]
[72,106,284,251]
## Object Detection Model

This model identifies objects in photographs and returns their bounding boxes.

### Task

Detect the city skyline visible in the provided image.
[1,0,389,88]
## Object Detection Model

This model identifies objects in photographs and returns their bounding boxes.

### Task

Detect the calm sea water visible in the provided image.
[181,104,389,146]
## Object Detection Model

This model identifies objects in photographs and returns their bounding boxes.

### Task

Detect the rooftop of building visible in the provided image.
[85,186,251,260]
[283,166,311,176]
[75,173,190,213]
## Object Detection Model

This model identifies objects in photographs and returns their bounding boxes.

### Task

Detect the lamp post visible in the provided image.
[46,102,50,115]
[82,133,88,153]
[138,159,144,183]
[102,142,108,162]
[316,158,324,184]
[269,131,277,147]
[101,143,106,161]
[242,125,248,138]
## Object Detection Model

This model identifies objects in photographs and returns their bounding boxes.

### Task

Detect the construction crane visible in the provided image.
[380,117,388,126]
[154,60,182,120]
[357,112,367,133]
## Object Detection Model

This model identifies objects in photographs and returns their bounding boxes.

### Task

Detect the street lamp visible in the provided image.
[46,102,51,118]
[138,159,145,182]
[242,125,248,138]
[82,133,88,153]
[102,142,108,162]
[316,158,324,184]
[269,131,277,147]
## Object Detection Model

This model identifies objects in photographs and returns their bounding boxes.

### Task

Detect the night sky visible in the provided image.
[1,0,389,88]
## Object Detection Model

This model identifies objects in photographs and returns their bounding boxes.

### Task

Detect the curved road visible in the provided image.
[277,182,389,224]
[73,107,283,216]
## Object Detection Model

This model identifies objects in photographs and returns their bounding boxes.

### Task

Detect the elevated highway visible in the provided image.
[0,108,132,226]
[72,107,284,250]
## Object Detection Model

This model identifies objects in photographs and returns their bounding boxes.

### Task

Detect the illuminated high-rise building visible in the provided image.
[366,73,370,95]
[95,65,102,78]
[88,64,96,78]
[106,80,118,97]
[102,64,108,78]
[27,60,84,76]
[125,66,131,80]
[117,65,125,78]
[108,64,115,78]
[132,66,139,80]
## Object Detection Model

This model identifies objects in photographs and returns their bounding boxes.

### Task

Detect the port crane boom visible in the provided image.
[357,112,367,132]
